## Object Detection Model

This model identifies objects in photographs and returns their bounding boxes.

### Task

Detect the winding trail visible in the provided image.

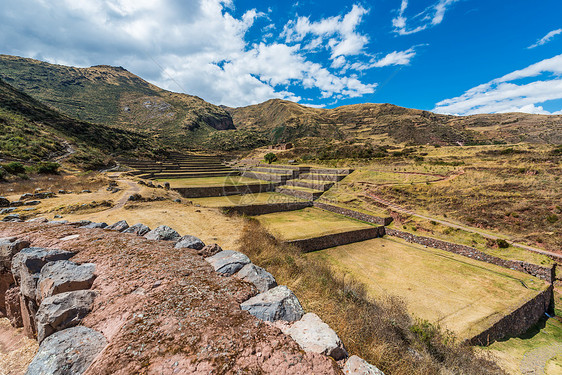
[104,177,140,213]
[520,343,562,375]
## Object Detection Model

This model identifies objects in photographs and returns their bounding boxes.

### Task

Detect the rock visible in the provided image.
[0,237,30,271]
[2,213,22,222]
[37,261,96,303]
[82,222,108,229]
[0,197,10,207]
[104,220,129,231]
[128,193,142,201]
[54,214,63,218]
[48,220,69,225]
[26,217,49,223]
[11,247,76,301]
[81,189,91,193]
[66,220,92,227]
[36,290,96,342]
[34,192,55,199]
[10,201,23,207]
[198,243,222,258]
[283,313,347,360]
[58,189,68,194]
[164,182,170,190]
[235,263,277,293]
[174,198,182,203]
[122,223,151,236]
[174,235,205,250]
[0,207,16,214]
[19,193,33,201]
[24,200,41,206]
[205,250,251,276]
[5,286,23,327]
[144,225,181,241]
[343,355,385,375]
[240,285,304,322]
[26,326,107,375]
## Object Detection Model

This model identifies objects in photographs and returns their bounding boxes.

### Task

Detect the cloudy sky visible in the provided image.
[1,0,561,115]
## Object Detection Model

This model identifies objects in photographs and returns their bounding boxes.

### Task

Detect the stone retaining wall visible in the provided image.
[313,202,393,226]
[469,286,553,346]
[384,228,555,283]
[287,227,385,253]
[221,202,312,216]
[174,183,277,198]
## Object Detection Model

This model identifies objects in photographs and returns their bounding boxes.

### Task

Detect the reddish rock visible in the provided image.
[5,286,23,327]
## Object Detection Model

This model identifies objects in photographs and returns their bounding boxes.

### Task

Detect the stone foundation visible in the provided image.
[221,202,313,216]
[313,202,393,226]
[287,227,385,253]
[174,183,277,198]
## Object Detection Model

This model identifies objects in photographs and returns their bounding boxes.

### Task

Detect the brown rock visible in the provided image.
[198,243,222,258]
[5,286,23,327]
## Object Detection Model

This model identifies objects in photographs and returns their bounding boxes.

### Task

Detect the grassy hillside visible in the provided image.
[0,78,158,168]
[0,54,234,148]
[227,99,562,147]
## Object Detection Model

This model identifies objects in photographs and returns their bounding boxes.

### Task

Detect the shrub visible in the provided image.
[0,167,6,180]
[496,239,509,248]
[36,161,60,174]
[2,161,26,175]
[264,152,277,164]
[546,214,559,224]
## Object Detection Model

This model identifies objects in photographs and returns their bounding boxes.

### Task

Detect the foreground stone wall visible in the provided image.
[287,227,385,253]
[174,183,277,198]
[384,228,556,283]
[222,202,312,216]
[313,202,393,226]
[469,286,553,346]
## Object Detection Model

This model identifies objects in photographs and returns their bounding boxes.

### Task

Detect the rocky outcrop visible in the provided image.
[36,261,96,303]
[144,225,181,241]
[26,326,107,375]
[104,220,129,231]
[35,290,96,342]
[343,355,385,375]
[198,243,222,257]
[5,286,22,327]
[0,237,30,271]
[122,223,151,236]
[175,234,205,250]
[205,250,251,275]
[241,285,304,322]
[235,263,277,293]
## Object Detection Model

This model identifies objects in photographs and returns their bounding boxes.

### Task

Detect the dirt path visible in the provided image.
[52,141,75,163]
[104,179,140,213]
[365,191,562,261]
[520,343,562,374]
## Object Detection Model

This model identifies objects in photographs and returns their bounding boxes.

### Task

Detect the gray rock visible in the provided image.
[122,223,151,236]
[10,201,23,207]
[58,189,68,194]
[104,220,129,232]
[82,222,108,229]
[174,235,205,250]
[24,200,41,206]
[235,263,277,293]
[0,207,16,214]
[164,182,170,190]
[36,290,96,343]
[0,197,10,207]
[26,217,49,223]
[20,193,34,201]
[66,220,91,227]
[11,248,75,301]
[343,355,385,375]
[240,285,304,322]
[0,237,30,272]
[283,313,347,360]
[48,220,68,225]
[81,189,91,193]
[2,213,21,222]
[174,198,182,203]
[26,326,107,375]
[205,250,250,275]
[37,261,96,303]
[144,225,180,241]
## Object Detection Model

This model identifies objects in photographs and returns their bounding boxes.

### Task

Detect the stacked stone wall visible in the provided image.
[313,202,393,226]
[221,202,312,216]
[174,183,277,198]
[287,227,385,253]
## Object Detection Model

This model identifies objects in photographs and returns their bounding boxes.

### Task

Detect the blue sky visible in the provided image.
[0,0,561,114]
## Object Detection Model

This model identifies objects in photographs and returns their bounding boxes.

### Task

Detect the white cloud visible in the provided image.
[371,48,416,68]
[392,0,459,35]
[434,54,562,115]
[0,0,377,107]
[528,28,562,49]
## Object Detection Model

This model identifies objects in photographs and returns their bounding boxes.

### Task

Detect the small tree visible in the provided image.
[264,152,277,164]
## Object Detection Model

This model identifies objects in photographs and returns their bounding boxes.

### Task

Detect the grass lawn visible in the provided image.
[155,176,267,188]
[309,236,548,340]
[255,207,373,241]
[190,192,306,207]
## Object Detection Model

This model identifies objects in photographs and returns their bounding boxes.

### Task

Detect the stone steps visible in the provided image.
[275,186,324,201]
[241,171,293,182]
[285,179,334,191]
[138,171,239,179]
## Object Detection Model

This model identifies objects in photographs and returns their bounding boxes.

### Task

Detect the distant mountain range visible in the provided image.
[0,54,560,164]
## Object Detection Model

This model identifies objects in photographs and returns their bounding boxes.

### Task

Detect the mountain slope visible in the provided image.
[0,78,157,167]
[228,99,562,146]
[0,55,234,148]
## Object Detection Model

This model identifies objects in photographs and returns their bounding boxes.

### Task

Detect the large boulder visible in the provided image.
[5,286,23,327]
[0,237,30,272]
[198,243,222,258]
[25,326,107,375]
[174,235,205,250]
[2,213,22,222]
[37,261,96,303]
[0,197,10,207]
[104,220,129,231]
[144,225,181,241]
[122,223,151,236]
[235,263,277,293]
[343,355,385,375]
[240,285,304,322]
[205,250,251,276]
[36,290,96,343]
[283,313,347,360]
[11,248,75,301]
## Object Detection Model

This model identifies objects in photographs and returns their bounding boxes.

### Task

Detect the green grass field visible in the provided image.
[255,207,373,241]
[156,176,268,188]
[309,236,548,340]
[190,192,306,207]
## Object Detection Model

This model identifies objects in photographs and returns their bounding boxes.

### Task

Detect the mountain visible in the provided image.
[0,77,158,169]
[228,99,562,146]
[0,55,234,148]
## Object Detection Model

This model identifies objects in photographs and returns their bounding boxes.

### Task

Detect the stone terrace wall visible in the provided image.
[313,202,393,226]
[384,228,555,283]
[469,286,553,346]
[174,183,277,198]
[287,227,385,253]
[221,202,312,216]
